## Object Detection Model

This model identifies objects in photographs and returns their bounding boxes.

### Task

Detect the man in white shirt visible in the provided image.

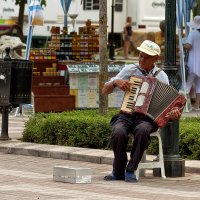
[102,40,181,182]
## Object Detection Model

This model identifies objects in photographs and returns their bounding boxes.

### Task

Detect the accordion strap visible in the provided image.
[153,69,162,77]
[135,64,162,77]
[135,65,148,76]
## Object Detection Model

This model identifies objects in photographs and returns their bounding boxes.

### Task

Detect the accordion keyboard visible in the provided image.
[120,76,143,113]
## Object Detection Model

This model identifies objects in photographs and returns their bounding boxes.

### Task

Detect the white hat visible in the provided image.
[187,16,200,29]
[136,40,161,56]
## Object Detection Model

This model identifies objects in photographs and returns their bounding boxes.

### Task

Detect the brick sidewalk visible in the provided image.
[0,152,200,200]
[0,113,200,199]
[1,113,200,174]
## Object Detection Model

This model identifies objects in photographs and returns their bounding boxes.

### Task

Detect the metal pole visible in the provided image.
[109,0,115,60]
[0,106,10,140]
[25,0,33,60]
[154,0,185,177]
[0,47,11,140]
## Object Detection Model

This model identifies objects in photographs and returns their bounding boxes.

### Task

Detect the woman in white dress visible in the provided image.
[185,16,200,110]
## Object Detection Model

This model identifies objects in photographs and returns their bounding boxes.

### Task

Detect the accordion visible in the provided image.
[120,76,187,128]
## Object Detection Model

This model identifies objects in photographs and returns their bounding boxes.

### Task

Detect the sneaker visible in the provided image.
[125,171,137,183]
[104,172,125,181]
[104,172,117,181]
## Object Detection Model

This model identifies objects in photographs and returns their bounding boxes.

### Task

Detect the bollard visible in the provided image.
[0,106,11,140]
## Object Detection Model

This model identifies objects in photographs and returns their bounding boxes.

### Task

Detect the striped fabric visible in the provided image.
[60,0,72,27]
[29,0,43,26]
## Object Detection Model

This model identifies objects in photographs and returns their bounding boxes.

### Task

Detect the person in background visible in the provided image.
[102,40,181,183]
[184,16,200,110]
[155,20,165,48]
[154,20,165,67]
[123,17,133,59]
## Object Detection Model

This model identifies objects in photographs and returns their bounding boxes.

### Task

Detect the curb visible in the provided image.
[0,140,113,165]
[0,140,199,175]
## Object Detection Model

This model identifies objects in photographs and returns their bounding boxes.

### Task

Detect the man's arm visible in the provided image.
[102,79,131,95]
[102,81,116,95]
[102,64,137,94]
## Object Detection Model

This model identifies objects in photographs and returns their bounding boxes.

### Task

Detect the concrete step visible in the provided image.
[32,85,69,95]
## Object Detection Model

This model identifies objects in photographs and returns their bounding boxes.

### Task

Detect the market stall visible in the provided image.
[30,20,126,112]
[66,61,125,109]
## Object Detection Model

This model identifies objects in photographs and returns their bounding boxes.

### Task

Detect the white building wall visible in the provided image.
[30,0,128,36]
[128,0,165,31]
[0,0,165,37]
[0,0,19,19]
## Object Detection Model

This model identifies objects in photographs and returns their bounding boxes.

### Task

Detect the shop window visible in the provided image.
[115,0,123,12]
[83,0,123,11]
[83,0,99,10]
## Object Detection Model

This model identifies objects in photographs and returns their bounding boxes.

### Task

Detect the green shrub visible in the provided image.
[147,117,200,160]
[179,118,200,160]
[22,109,117,149]
[22,110,200,159]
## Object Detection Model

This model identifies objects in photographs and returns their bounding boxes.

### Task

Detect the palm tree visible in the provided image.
[17,0,26,30]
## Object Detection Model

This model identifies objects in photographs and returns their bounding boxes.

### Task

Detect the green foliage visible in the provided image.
[14,0,46,7]
[22,109,118,149]
[22,111,200,160]
[179,118,200,160]
[148,117,200,160]
[146,137,159,155]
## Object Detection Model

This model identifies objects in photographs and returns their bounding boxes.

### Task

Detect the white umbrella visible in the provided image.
[25,0,43,60]
[176,1,187,98]
[60,0,72,27]
[184,0,196,36]
[176,0,195,112]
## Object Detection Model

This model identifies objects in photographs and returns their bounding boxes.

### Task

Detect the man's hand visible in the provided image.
[165,107,182,121]
[114,79,131,92]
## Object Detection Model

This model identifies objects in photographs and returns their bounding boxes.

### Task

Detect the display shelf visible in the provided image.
[34,95,75,113]
[32,85,69,95]
[32,60,58,75]
[30,49,57,61]
[52,33,99,61]
[30,59,75,113]
[32,76,65,86]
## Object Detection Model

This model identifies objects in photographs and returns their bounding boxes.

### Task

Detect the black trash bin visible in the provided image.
[0,60,12,106]
[0,47,33,140]
[10,59,33,106]
[0,59,33,107]
[0,56,33,140]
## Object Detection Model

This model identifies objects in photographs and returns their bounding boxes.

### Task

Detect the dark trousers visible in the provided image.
[110,113,158,179]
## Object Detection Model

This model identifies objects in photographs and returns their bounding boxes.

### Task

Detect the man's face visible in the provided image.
[139,52,158,71]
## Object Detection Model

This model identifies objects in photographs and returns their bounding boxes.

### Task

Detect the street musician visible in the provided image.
[102,40,183,182]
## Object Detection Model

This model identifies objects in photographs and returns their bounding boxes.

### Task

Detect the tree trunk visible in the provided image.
[99,0,108,116]
[17,0,26,31]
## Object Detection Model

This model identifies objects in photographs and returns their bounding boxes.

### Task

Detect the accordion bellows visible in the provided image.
[120,76,187,128]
